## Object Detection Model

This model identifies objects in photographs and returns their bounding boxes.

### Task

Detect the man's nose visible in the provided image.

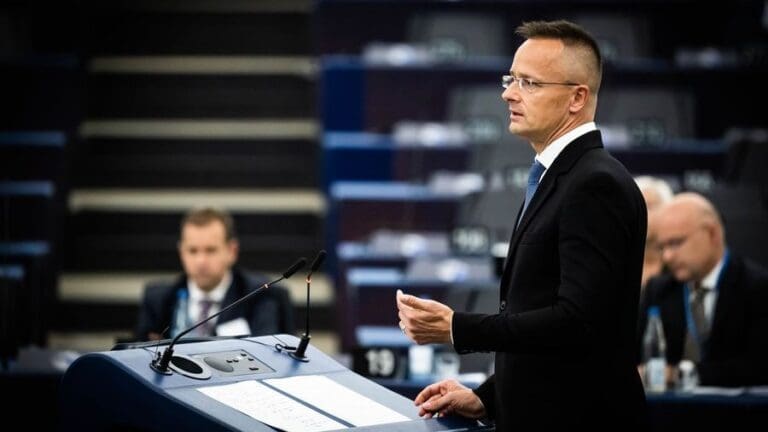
[502,84,520,102]
[661,247,675,263]
[193,253,208,265]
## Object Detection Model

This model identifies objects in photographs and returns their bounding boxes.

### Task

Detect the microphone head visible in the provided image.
[309,250,327,274]
[282,257,307,279]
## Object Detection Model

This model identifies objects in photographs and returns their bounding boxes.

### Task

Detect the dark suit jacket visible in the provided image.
[642,254,768,386]
[452,130,648,429]
[135,267,293,341]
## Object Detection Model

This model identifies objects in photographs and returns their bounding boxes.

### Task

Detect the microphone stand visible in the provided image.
[288,250,325,362]
[288,274,312,362]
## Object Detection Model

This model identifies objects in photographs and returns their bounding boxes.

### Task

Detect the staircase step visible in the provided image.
[58,272,333,306]
[86,73,315,118]
[100,0,312,14]
[85,7,312,55]
[71,138,318,188]
[68,188,325,213]
[0,56,82,130]
[79,119,318,140]
[63,194,324,271]
[90,55,315,76]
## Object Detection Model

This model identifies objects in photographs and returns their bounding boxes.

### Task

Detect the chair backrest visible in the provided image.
[407,12,509,59]
[723,129,768,188]
[448,84,533,174]
[706,183,768,269]
[448,84,532,245]
[443,285,496,375]
[597,87,696,146]
[1,266,24,361]
[569,14,652,61]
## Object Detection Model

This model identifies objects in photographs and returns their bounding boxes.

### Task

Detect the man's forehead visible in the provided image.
[181,222,227,240]
[184,221,225,232]
[657,209,694,234]
[512,39,565,72]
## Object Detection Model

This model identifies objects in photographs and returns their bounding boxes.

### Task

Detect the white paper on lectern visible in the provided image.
[264,375,411,427]
[198,380,347,432]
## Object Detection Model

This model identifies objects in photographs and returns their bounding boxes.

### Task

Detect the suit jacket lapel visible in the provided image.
[708,256,740,348]
[498,130,604,293]
[215,271,242,326]
[167,276,189,329]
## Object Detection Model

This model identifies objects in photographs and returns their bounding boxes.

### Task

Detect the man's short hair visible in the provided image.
[181,207,236,241]
[515,20,603,92]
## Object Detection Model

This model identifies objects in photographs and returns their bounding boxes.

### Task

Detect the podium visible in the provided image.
[59,334,492,431]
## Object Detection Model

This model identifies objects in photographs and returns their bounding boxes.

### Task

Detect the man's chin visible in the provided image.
[672,270,690,283]
[508,124,530,138]
[192,278,216,291]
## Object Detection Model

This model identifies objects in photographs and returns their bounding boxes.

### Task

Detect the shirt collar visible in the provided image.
[188,271,231,303]
[700,254,726,291]
[536,122,597,170]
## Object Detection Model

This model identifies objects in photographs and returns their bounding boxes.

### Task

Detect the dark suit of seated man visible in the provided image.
[642,192,768,387]
[135,207,293,341]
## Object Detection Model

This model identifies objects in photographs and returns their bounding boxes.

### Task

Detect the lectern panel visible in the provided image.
[60,334,491,432]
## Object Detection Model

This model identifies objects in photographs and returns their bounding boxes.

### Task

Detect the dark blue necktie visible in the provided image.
[518,159,546,225]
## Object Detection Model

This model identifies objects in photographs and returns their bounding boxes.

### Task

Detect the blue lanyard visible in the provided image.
[683,249,730,342]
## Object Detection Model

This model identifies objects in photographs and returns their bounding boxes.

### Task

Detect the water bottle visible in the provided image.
[643,306,667,392]
[171,289,189,338]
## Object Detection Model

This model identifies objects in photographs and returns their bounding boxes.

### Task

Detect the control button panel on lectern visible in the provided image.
[192,350,274,377]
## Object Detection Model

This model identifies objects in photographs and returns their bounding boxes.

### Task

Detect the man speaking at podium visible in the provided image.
[397,20,647,429]
[135,207,293,341]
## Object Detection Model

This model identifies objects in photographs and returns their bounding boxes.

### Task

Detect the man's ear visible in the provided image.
[228,239,240,264]
[702,220,718,242]
[569,85,589,113]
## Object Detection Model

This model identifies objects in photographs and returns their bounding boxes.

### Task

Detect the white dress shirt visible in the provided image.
[692,254,725,322]
[534,122,597,181]
[188,271,231,324]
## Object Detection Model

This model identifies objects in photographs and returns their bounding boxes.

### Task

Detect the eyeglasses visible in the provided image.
[502,74,580,94]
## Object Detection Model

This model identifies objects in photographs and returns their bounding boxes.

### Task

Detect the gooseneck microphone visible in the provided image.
[289,250,326,362]
[150,257,307,374]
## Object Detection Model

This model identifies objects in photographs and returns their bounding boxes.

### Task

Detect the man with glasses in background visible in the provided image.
[642,192,768,387]
[396,20,647,429]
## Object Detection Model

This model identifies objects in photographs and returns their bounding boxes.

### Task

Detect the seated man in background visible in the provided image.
[135,207,293,341]
[634,176,674,370]
[643,192,768,387]
[635,175,674,288]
